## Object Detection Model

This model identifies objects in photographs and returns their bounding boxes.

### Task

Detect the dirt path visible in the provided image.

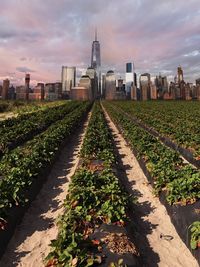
[0,113,91,267]
[103,107,198,267]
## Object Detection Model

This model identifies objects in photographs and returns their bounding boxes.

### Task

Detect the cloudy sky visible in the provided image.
[0,0,200,86]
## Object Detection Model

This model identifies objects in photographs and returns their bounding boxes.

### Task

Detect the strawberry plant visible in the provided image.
[0,102,91,223]
[0,101,82,157]
[45,102,136,266]
[110,100,200,158]
[189,221,200,250]
[103,101,200,205]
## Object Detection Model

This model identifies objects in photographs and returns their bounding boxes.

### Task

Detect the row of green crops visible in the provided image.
[103,101,200,205]
[0,101,82,156]
[0,99,66,114]
[45,102,133,267]
[0,101,91,227]
[111,101,200,158]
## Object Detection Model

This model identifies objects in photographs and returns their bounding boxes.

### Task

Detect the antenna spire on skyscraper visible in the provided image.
[95,27,97,41]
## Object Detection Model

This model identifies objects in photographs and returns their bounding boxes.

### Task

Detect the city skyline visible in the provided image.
[0,0,200,86]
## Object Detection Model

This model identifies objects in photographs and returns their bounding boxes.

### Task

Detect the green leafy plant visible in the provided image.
[189,221,200,249]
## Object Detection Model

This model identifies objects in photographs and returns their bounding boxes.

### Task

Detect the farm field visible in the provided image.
[0,100,68,121]
[110,100,200,158]
[0,100,199,267]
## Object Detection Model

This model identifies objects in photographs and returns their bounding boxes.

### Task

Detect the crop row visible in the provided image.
[0,99,66,114]
[45,102,133,267]
[111,101,200,158]
[103,101,200,205]
[0,101,82,157]
[0,101,91,227]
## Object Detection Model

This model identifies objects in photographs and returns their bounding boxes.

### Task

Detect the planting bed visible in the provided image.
[0,101,91,257]
[111,101,200,159]
[103,101,200,264]
[0,101,81,157]
[0,100,199,266]
[45,102,140,267]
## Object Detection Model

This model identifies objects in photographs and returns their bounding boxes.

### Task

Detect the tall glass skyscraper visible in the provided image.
[91,29,101,95]
[91,30,101,69]
[125,62,135,96]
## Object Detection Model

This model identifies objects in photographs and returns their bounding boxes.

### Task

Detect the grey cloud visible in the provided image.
[0,0,200,84]
[16,67,35,73]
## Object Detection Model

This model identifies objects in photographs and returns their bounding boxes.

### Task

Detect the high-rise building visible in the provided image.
[86,67,98,99]
[25,73,30,100]
[2,79,10,100]
[91,29,101,95]
[117,79,124,91]
[140,73,151,100]
[155,74,168,99]
[61,66,76,95]
[177,66,184,83]
[125,62,134,97]
[8,85,15,100]
[102,74,106,98]
[196,78,200,86]
[79,75,92,100]
[0,85,3,97]
[105,70,116,100]
[131,85,137,100]
[91,29,101,69]
[196,85,200,100]
[29,83,45,100]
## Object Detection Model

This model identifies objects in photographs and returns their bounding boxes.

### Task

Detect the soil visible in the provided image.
[103,106,198,267]
[0,112,91,267]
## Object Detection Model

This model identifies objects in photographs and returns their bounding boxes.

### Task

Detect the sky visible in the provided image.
[0,0,200,86]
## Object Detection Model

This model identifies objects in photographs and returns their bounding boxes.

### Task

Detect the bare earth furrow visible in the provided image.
[103,106,198,267]
[0,113,91,267]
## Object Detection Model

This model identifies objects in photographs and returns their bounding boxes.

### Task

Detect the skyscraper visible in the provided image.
[91,29,101,69]
[2,79,10,100]
[91,29,101,95]
[105,70,116,100]
[25,73,30,100]
[61,66,76,95]
[125,62,135,97]
[140,73,151,100]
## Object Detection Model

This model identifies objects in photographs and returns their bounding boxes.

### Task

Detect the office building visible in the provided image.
[25,73,30,100]
[71,87,89,101]
[86,67,98,99]
[2,79,10,100]
[78,75,92,100]
[140,73,151,100]
[125,62,134,97]
[0,85,2,97]
[150,83,158,100]
[155,74,168,98]
[91,30,101,95]
[196,85,200,100]
[131,85,137,100]
[177,66,184,83]
[102,74,106,98]
[105,70,116,100]
[29,83,45,100]
[45,83,58,101]
[16,86,26,100]
[91,29,101,69]
[8,86,15,100]
[61,66,76,95]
